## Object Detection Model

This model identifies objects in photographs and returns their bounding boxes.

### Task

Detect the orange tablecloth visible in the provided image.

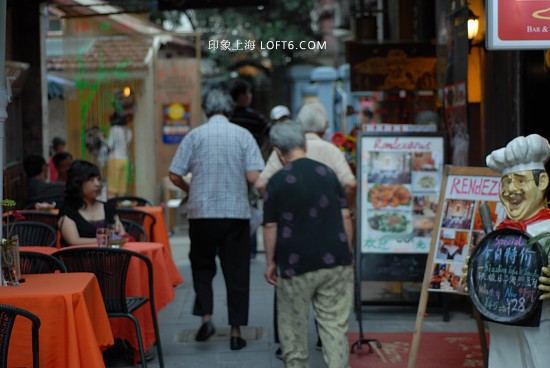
[137,206,183,286]
[20,246,57,255]
[0,273,113,368]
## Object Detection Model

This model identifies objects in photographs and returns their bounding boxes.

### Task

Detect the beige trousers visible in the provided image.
[107,158,128,197]
[277,265,353,368]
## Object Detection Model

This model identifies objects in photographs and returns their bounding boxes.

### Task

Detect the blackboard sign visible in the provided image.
[467,228,547,326]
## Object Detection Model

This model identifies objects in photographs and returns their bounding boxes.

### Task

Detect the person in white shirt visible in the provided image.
[255,102,356,205]
[106,111,132,198]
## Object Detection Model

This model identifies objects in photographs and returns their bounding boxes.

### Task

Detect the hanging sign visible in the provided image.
[162,103,190,144]
[488,0,550,49]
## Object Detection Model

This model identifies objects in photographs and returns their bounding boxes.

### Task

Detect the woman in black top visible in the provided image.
[58,160,125,246]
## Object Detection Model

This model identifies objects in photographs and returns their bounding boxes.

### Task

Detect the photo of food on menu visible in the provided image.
[360,135,445,253]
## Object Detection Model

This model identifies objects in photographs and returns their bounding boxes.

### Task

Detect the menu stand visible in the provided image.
[350,251,382,354]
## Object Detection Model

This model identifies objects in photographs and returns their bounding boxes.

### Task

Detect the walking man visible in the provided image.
[169,89,264,350]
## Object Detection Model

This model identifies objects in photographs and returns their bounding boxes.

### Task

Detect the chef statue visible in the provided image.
[484,134,550,368]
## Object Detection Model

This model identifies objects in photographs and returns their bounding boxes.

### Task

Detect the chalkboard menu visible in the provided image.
[468,228,547,326]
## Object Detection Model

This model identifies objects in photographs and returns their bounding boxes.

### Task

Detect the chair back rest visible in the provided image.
[120,219,147,242]
[53,247,151,313]
[20,251,67,274]
[116,208,156,241]
[0,304,40,368]
[2,221,57,247]
[12,211,58,229]
[107,196,152,208]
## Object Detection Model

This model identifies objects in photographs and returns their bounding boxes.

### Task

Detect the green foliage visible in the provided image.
[0,200,16,208]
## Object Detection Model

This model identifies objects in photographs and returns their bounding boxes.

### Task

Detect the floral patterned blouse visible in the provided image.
[263,158,352,278]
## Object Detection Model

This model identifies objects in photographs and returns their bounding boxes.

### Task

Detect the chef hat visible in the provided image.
[486,134,550,174]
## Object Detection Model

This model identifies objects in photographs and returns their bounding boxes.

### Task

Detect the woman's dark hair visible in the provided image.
[110,111,127,126]
[65,160,101,209]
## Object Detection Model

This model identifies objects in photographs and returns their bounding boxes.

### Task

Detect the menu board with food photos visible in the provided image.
[427,166,506,293]
[410,166,500,368]
[358,133,445,254]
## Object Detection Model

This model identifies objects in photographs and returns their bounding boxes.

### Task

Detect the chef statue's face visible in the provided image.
[499,170,549,221]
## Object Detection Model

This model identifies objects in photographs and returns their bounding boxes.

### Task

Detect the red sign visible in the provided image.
[488,1,550,49]
[499,0,550,40]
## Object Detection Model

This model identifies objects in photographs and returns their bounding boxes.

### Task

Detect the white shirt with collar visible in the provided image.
[259,132,355,188]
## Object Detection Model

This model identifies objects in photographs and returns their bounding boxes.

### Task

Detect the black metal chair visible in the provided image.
[53,247,164,368]
[120,219,147,242]
[20,251,67,274]
[0,304,41,368]
[117,209,156,242]
[8,211,58,230]
[2,222,57,247]
[107,196,152,208]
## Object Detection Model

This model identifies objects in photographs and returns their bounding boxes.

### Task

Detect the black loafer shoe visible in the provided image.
[230,336,247,350]
[195,321,216,341]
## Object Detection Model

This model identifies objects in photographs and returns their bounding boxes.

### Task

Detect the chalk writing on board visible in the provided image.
[468,229,546,325]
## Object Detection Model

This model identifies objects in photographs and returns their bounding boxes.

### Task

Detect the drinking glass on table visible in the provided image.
[108,224,124,249]
[96,228,109,247]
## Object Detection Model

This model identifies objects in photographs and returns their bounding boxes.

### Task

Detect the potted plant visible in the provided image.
[1,199,24,286]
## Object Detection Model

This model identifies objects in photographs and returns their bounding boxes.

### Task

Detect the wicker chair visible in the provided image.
[107,196,152,208]
[53,247,164,368]
[8,211,58,230]
[120,219,147,242]
[116,209,156,242]
[20,251,67,274]
[2,222,57,247]
[0,304,41,368]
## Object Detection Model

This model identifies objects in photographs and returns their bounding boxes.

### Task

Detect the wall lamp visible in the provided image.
[467,8,484,50]
[467,9,479,40]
